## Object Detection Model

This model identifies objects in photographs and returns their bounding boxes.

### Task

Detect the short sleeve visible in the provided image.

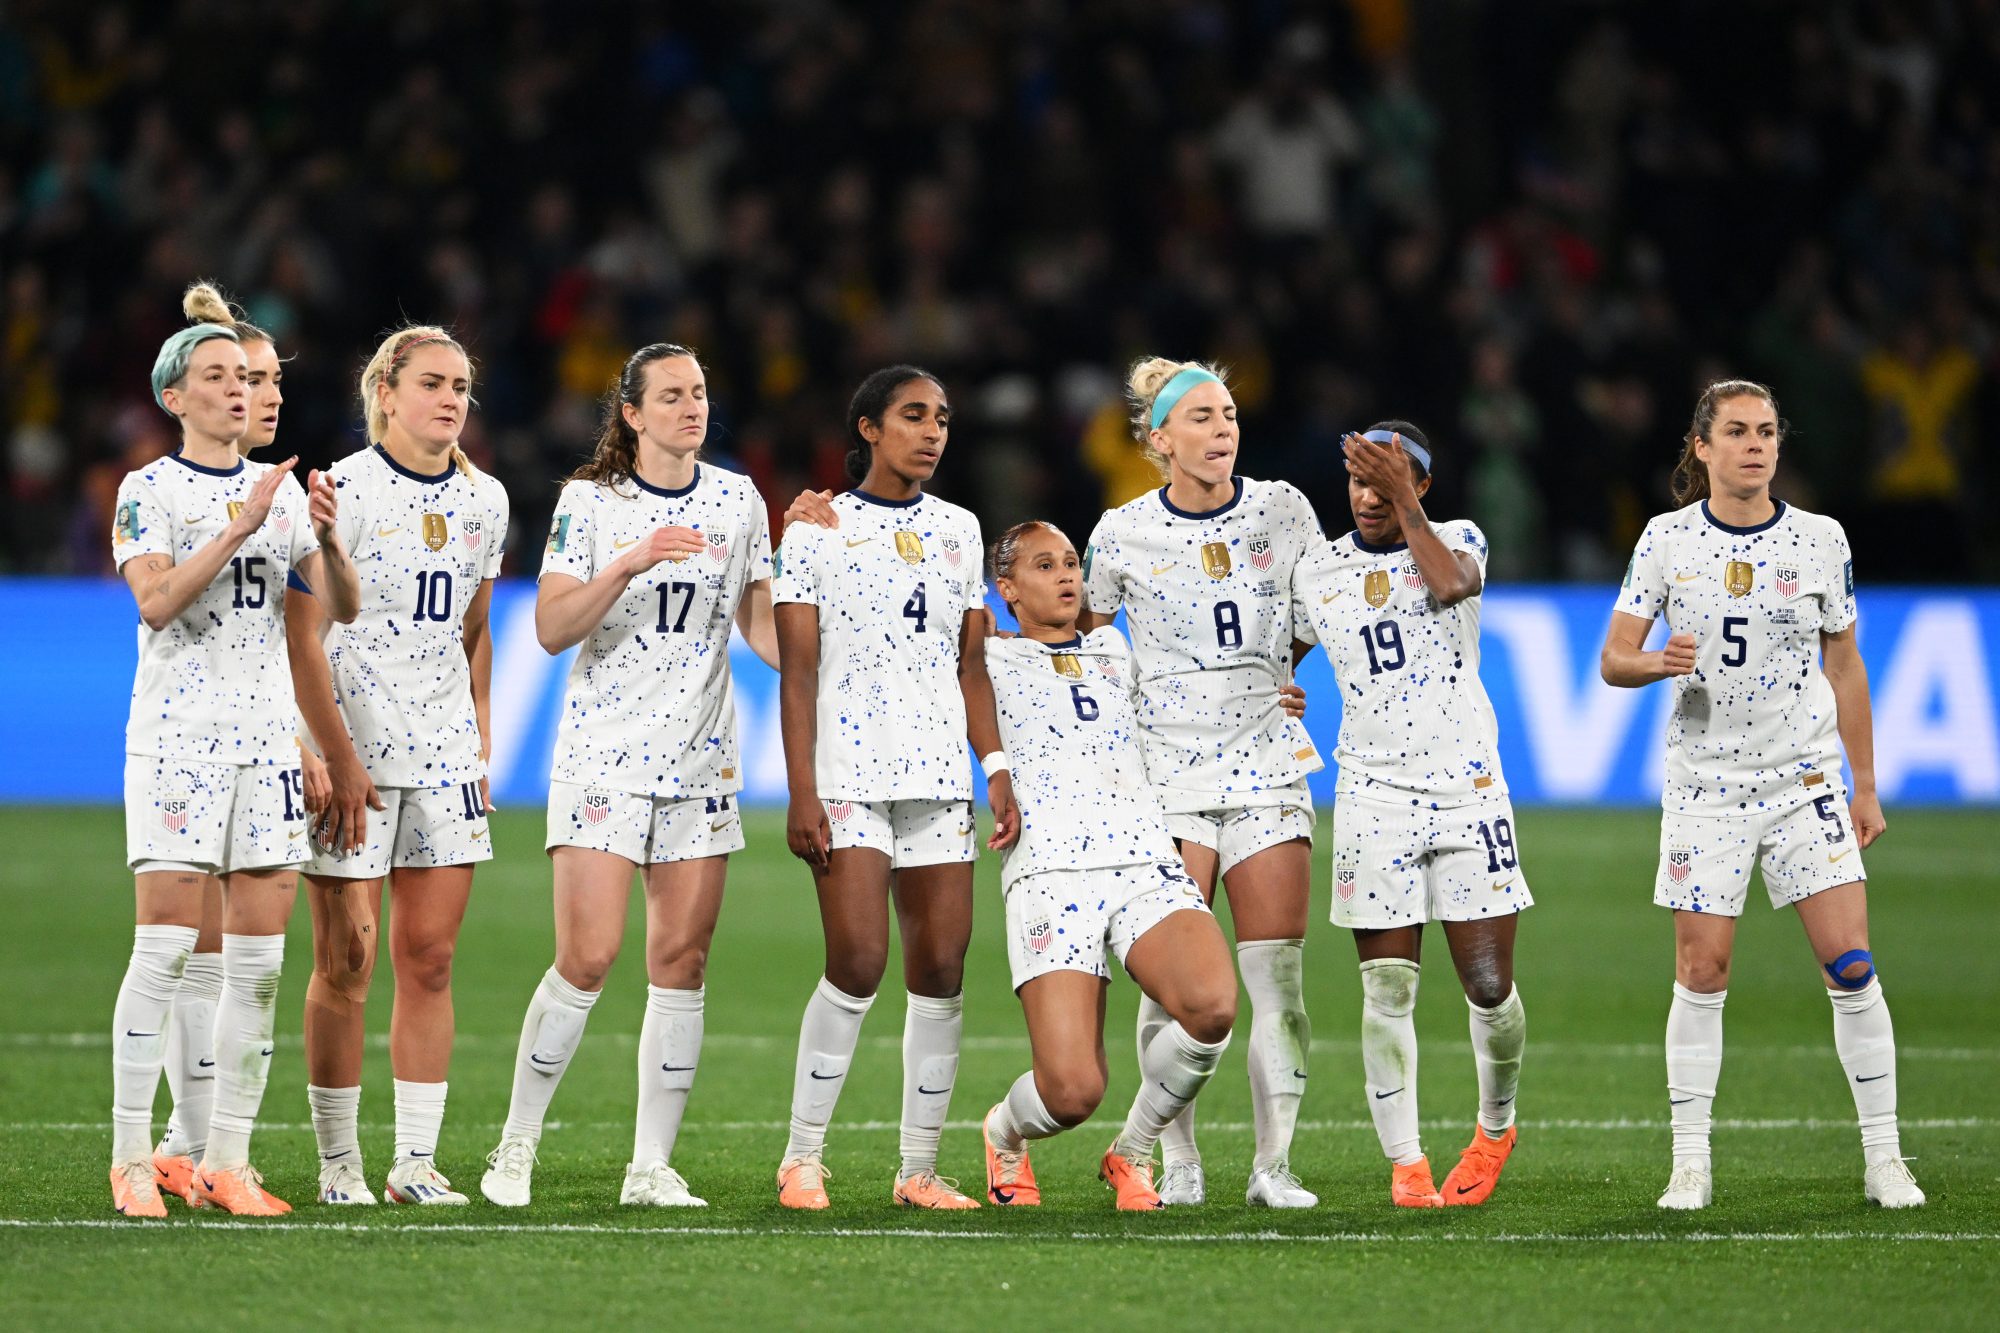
[1288,565,1316,646]
[112,473,171,569]
[743,490,774,587]
[331,467,365,558]
[770,516,823,606]
[1083,512,1124,615]
[539,482,595,583]
[1447,520,1490,579]
[282,473,321,567]
[961,514,985,605]
[1616,519,1669,619]
[482,477,510,580]
[1822,522,1856,633]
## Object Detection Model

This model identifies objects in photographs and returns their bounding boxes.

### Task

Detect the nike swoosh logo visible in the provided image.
[993,1188,1014,1204]
[1674,573,1702,583]
[662,1064,697,1072]
[1495,1095,1514,1107]
[1321,591,1345,604]
[1456,1183,1480,1196]
[917,1085,951,1096]
[377,526,401,537]
[470,828,489,840]
[1490,879,1514,892]
[846,538,874,548]
[198,1058,215,1068]
[613,537,638,549]
[529,1054,562,1066]
[809,1070,840,1080]
[1828,849,1853,863]
[1375,1088,1403,1100]
[182,517,206,526]
[1293,1069,1308,1080]
[1669,1097,1694,1105]
[125,1030,158,1038]
[1856,1073,1888,1083]
[322,1150,352,1160]
[710,820,733,832]
[259,1047,274,1056]
[1151,564,1175,576]
[410,1150,432,1158]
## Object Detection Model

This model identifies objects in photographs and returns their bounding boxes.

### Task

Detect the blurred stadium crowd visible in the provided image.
[2,0,1995,580]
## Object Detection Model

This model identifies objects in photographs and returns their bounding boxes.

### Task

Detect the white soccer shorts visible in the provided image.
[1167,779,1315,876]
[824,797,975,869]
[1655,791,1867,916]
[546,781,746,865]
[305,782,494,879]
[125,755,309,875]
[1329,790,1534,929]
[1004,861,1211,992]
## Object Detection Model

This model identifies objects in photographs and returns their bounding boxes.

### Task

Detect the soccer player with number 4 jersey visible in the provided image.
[289,326,510,1207]
[1293,422,1531,1209]
[1602,380,1922,1212]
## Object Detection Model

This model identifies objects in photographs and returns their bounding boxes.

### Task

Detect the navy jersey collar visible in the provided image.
[1158,477,1242,520]
[1701,499,1786,535]
[374,444,456,485]
[1350,531,1408,555]
[634,464,700,499]
[169,451,244,478]
[1041,634,1085,651]
[850,487,924,509]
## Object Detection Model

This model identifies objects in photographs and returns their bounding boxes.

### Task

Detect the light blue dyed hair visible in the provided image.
[151,323,240,414]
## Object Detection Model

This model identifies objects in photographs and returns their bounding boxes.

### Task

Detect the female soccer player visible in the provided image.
[979,521,1237,1210]
[109,285,359,1217]
[478,344,776,1209]
[770,365,1018,1210]
[1077,357,1325,1207]
[1292,423,1531,1208]
[289,326,510,1206]
[1601,380,1923,1211]
[147,284,333,1207]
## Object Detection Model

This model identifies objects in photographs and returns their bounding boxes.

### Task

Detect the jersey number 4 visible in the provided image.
[904,582,928,633]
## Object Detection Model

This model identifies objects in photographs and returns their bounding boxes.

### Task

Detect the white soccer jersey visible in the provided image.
[319,446,509,789]
[113,452,320,765]
[1617,500,1857,815]
[988,628,1180,888]
[1083,476,1324,812]
[1292,521,1505,806]
[540,466,772,797]
[771,489,983,801]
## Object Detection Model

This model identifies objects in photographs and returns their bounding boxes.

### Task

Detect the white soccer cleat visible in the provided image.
[385,1158,469,1205]
[1158,1160,1205,1206]
[1865,1157,1926,1209]
[621,1160,708,1208]
[318,1158,377,1205]
[1245,1162,1318,1209]
[480,1138,536,1208]
[1657,1160,1713,1210]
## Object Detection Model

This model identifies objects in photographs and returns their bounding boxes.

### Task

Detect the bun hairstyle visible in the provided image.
[360,325,475,475]
[845,364,942,484]
[182,280,271,346]
[571,343,704,493]
[149,282,245,416]
[1126,356,1228,478]
[1672,379,1782,506]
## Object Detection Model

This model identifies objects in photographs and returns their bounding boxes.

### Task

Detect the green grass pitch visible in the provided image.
[1,806,1995,1330]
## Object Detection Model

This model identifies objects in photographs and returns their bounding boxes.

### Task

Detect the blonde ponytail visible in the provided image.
[360,325,475,471]
[1126,355,1226,478]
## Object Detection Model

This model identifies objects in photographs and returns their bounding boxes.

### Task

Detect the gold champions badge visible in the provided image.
[1201,542,1231,579]
[1724,560,1755,597]
[1364,569,1392,608]
[1051,653,1083,678]
[423,513,449,551]
[895,531,924,564]
[227,501,245,522]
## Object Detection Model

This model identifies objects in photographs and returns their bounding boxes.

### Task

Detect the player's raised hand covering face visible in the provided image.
[1345,432,1428,545]
[380,343,472,447]
[160,338,249,445]
[1694,393,1781,499]
[1151,378,1237,487]
[625,352,708,456]
[862,377,949,487]
[241,338,284,451]
[993,524,1082,635]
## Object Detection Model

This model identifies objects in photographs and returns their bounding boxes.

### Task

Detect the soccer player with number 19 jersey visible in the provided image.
[1603,380,1922,1212]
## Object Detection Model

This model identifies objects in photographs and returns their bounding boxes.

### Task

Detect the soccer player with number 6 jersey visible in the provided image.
[1601,380,1922,1212]
[288,326,510,1207]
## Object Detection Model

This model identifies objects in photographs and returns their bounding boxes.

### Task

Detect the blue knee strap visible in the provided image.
[1824,949,1875,990]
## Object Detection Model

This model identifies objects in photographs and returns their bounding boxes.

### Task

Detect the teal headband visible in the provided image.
[1150,366,1223,430]
[151,323,240,413]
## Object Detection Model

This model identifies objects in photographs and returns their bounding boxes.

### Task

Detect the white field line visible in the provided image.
[6,1116,1994,1135]
[6,1032,1998,1062]
[1,1217,1995,1244]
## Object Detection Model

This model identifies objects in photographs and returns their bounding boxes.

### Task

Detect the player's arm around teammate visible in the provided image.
[291,327,509,1208]
[1600,380,1921,1212]
[1299,423,1530,1209]
[770,366,1017,1212]
[977,523,1236,1211]
[479,345,769,1210]
[108,285,356,1219]
[1073,358,1324,1209]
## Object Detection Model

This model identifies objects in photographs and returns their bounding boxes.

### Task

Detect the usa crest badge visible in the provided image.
[1026,916,1053,955]
[895,531,924,564]
[706,530,729,563]
[1249,538,1274,572]
[1051,653,1082,679]
[423,513,449,551]
[161,799,190,834]
[1402,560,1425,590]
[1724,561,1754,597]
[1775,567,1798,598]
[1364,569,1392,608]
[1335,867,1357,902]
[827,800,853,824]
[1201,541,1231,579]
[942,536,961,568]
[1667,849,1691,883]
[581,791,612,826]
[462,518,484,551]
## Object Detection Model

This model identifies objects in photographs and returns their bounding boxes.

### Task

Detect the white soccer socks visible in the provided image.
[159,950,222,1161]
[1137,992,1201,1167]
[900,992,963,1179]
[499,966,601,1147]
[1665,982,1726,1168]
[203,933,285,1171]
[1469,986,1527,1135]
[1115,1022,1230,1162]
[987,1070,1068,1152]
[784,976,875,1161]
[1828,977,1902,1162]
[309,1083,363,1169]
[1360,958,1423,1165]
[635,985,703,1166]
[1238,938,1309,1171]
[111,924,198,1163]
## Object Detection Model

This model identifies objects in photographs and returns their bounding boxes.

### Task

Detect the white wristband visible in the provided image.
[980,751,1011,778]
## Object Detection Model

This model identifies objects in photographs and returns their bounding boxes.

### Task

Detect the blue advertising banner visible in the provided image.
[5,579,1996,807]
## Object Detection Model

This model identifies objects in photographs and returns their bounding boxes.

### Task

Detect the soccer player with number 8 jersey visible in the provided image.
[1602,380,1923,1212]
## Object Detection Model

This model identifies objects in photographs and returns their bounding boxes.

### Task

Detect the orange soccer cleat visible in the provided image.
[982,1106,1041,1206]
[152,1149,202,1207]
[1099,1145,1164,1212]
[893,1169,981,1210]
[1440,1125,1517,1206]
[191,1164,292,1216]
[111,1161,168,1218]
[776,1156,831,1210]
[1391,1157,1445,1208]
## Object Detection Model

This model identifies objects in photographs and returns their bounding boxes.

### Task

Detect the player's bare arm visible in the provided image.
[957,612,1019,851]
[465,577,496,810]
[297,467,361,623]
[122,459,296,631]
[775,600,829,870]
[1344,432,1480,605]
[736,579,779,670]
[1822,625,1885,847]
[1600,611,1696,687]
[533,525,705,653]
[285,580,380,854]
